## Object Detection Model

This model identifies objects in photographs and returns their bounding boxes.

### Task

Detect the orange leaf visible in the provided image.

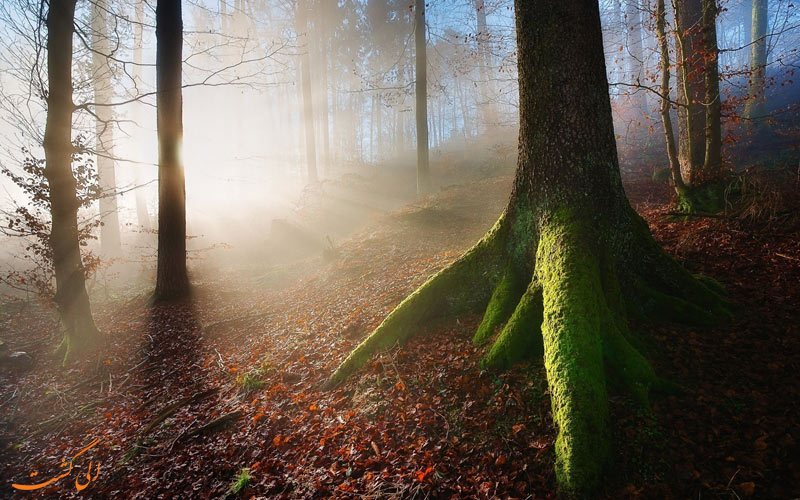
[739,482,756,497]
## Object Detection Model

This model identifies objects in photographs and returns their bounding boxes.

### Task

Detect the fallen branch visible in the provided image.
[186,410,243,437]
[140,388,218,436]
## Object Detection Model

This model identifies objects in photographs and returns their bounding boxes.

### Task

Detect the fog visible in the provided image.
[0,0,798,295]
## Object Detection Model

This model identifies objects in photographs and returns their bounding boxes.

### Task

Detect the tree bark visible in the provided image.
[414,0,430,196]
[154,0,190,302]
[700,0,722,177]
[656,0,686,194]
[675,0,705,182]
[327,0,732,493]
[45,0,101,363]
[92,0,121,256]
[744,0,767,123]
[296,0,318,183]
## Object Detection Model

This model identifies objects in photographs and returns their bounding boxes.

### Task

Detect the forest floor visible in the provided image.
[1,172,799,499]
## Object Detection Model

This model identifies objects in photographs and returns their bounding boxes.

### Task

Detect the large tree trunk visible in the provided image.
[296,0,318,184]
[91,0,121,256]
[326,0,732,493]
[132,0,151,232]
[675,0,705,182]
[45,0,101,364]
[414,0,431,196]
[744,0,767,123]
[154,0,190,302]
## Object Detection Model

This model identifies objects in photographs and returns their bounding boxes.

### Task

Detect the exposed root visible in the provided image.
[481,281,543,370]
[325,204,735,493]
[322,216,508,389]
[472,266,526,345]
[53,314,102,366]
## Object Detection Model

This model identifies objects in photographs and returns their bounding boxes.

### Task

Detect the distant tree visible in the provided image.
[656,0,686,196]
[44,0,101,362]
[326,0,731,493]
[295,0,318,184]
[654,0,726,212]
[744,0,768,123]
[132,0,152,232]
[700,0,722,177]
[624,0,645,111]
[154,0,190,301]
[675,0,706,181]
[474,0,497,125]
[414,0,430,196]
[91,0,122,256]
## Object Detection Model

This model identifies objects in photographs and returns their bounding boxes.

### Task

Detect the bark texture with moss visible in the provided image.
[326,0,732,494]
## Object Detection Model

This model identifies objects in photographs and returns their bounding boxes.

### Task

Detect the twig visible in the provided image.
[776,252,800,263]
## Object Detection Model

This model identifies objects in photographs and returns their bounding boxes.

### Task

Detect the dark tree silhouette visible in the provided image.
[154,0,190,302]
[44,0,101,363]
[326,0,732,492]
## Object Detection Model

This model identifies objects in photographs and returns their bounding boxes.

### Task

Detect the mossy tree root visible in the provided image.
[325,206,733,494]
[674,180,728,215]
[53,312,102,366]
[322,217,508,389]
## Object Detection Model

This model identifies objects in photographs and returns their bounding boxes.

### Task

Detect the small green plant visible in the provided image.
[236,372,265,393]
[235,359,273,394]
[228,468,251,495]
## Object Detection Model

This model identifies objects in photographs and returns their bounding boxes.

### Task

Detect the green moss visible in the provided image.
[675,181,727,215]
[481,283,544,370]
[473,266,526,345]
[693,274,728,297]
[324,217,507,389]
[535,208,610,493]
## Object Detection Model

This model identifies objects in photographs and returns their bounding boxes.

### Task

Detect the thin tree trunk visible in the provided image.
[154,0,190,301]
[414,0,430,195]
[675,0,705,182]
[656,0,686,192]
[376,93,382,161]
[744,0,767,122]
[92,0,121,256]
[296,0,317,183]
[474,0,496,128]
[45,0,101,363]
[316,7,331,172]
[700,0,722,177]
[132,0,151,231]
[625,0,645,111]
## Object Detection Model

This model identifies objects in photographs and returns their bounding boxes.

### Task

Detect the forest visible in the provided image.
[0,0,798,498]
